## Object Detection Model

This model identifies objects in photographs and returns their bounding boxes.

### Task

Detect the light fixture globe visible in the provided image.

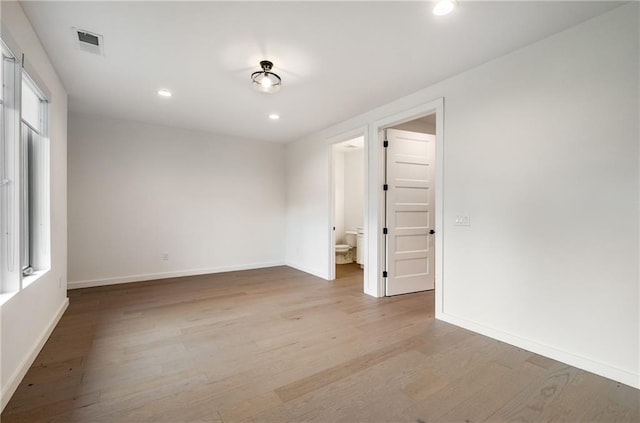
[251,60,282,94]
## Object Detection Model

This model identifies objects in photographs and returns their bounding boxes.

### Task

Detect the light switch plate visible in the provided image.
[455,215,470,226]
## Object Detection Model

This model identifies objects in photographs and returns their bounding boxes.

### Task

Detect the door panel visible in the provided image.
[394,210,429,227]
[385,128,435,296]
[395,186,427,204]
[396,234,429,251]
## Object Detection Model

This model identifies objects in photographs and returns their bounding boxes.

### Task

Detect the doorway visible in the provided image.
[383,114,437,296]
[322,98,442,301]
[331,136,365,282]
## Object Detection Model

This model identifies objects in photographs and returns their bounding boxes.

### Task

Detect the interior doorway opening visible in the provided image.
[331,136,365,283]
[324,98,442,300]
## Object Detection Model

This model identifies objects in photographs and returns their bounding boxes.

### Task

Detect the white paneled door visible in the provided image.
[385,128,435,296]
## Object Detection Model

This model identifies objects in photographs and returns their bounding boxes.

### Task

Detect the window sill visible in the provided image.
[22,267,50,289]
[0,268,51,306]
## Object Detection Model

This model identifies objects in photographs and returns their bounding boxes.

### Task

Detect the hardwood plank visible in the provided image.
[435,355,554,422]
[484,365,580,423]
[274,334,424,403]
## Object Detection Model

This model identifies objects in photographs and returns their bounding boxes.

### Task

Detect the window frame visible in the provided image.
[20,71,50,282]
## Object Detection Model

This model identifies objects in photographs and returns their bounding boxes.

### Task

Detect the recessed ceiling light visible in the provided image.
[269,113,280,120]
[433,0,457,16]
[157,89,172,97]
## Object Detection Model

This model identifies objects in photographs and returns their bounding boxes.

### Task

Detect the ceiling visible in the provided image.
[21,1,622,143]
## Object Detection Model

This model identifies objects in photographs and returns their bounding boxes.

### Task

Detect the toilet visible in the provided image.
[335,230,357,264]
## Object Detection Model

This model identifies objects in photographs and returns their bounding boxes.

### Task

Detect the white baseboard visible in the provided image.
[436,310,639,389]
[1,298,69,412]
[284,261,328,280]
[67,261,285,290]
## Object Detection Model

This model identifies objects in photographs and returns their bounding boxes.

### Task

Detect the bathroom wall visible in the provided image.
[333,147,364,246]
[343,149,365,233]
[333,149,345,244]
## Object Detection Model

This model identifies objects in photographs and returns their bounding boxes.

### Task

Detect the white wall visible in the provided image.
[284,4,639,388]
[343,149,364,233]
[68,113,286,288]
[333,149,345,244]
[286,136,333,278]
[0,1,68,409]
[333,148,364,245]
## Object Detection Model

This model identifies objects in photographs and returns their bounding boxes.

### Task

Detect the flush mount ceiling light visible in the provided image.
[433,0,457,16]
[251,60,282,94]
[157,89,172,97]
[268,113,280,120]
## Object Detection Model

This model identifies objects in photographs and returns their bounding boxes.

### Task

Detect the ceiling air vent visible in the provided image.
[73,28,104,56]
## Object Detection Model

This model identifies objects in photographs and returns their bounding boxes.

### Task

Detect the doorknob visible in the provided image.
[429,229,435,235]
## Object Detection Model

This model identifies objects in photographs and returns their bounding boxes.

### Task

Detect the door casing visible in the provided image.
[369,98,444,311]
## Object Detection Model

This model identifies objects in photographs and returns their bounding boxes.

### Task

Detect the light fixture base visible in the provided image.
[260,60,274,72]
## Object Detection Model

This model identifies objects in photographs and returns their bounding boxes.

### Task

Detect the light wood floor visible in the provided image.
[2,264,638,422]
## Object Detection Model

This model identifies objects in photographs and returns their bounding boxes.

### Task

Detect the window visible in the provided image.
[1,41,21,296]
[0,37,50,299]
[20,74,49,279]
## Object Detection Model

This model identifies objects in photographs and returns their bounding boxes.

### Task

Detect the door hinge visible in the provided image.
[383,184,388,191]
[383,271,388,278]
[383,227,388,235]
[383,140,389,148]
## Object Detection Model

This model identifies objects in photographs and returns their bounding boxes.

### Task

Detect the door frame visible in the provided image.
[328,127,367,281]
[369,98,444,310]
